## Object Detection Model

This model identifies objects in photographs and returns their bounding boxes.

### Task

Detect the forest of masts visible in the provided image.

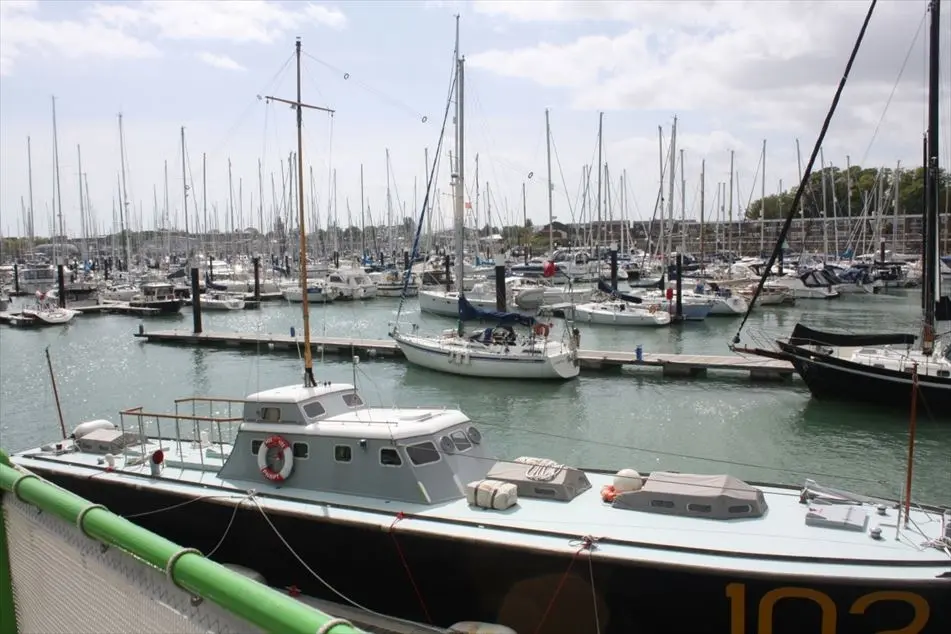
[3,106,949,262]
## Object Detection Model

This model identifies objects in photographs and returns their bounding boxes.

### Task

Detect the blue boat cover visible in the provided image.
[597,279,643,303]
[458,294,535,326]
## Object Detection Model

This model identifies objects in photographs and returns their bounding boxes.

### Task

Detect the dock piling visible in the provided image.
[403,250,410,272]
[56,263,66,308]
[190,268,202,334]
[13,264,19,295]
[495,265,507,311]
[675,253,683,320]
[252,256,261,301]
[444,255,452,292]
[610,244,619,291]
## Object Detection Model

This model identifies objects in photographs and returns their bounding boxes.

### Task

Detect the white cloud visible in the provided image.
[0,1,347,75]
[0,1,161,77]
[469,0,945,141]
[196,52,246,72]
[98,1,347,44]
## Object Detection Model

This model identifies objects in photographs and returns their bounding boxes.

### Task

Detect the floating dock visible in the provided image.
[133,328,796,381]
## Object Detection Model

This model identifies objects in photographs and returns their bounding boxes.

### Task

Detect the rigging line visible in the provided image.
[732,0,878,345]
[207,52,295,161]
[250,497,445,633]
[549,129,579,226]
[857,8,928,169]
[302,51,429,123]
[395,69,458,323]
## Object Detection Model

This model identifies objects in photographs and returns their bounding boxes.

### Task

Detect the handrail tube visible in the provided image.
[0,459,360,634]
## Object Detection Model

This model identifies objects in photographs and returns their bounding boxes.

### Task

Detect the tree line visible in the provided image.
[745,165,950,220]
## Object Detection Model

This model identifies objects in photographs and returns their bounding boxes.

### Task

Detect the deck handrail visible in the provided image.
[0,451,361,634]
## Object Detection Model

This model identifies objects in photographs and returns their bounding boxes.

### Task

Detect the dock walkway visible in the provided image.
[133,329,795,381]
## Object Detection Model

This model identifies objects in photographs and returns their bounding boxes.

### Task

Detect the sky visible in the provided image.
[0,0,949,240]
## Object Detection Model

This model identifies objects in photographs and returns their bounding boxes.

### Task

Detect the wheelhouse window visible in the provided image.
[406,442,440,466]
[342,393,363,407]
[380,447,402,467]
[260,407,281,422]
[302,401,326,419]
[251,440,262,454]
[449,430,472,452]
[334,445,352,463]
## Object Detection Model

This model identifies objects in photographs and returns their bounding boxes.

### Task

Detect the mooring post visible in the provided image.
[252,256,261,301]
[12,263,19,295]
[444,254,452,292]
[675,253,684,320]
[610,242,619,291]
[333,250,339,269]
[207,255,214,283]
[190,267,202,334]
[403,250,410,271]
[379,251,385,267]
[495,264,507,312]
[56,262,66,308]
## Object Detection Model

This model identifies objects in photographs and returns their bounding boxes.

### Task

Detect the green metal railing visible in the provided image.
[0,450,360,634]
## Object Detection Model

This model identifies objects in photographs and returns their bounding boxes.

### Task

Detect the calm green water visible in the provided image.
[1,289,948,506]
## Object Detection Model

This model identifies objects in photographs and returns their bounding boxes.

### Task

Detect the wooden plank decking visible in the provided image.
[133,328,795,381]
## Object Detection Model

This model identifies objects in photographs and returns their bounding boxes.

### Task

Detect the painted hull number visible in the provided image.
[726,583,930,634]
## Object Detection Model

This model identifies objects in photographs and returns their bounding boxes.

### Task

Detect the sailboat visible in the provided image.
[739,0,951,414]
[390,34,580,380]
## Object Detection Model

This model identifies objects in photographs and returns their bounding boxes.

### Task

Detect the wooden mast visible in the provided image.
[266,37,335,386]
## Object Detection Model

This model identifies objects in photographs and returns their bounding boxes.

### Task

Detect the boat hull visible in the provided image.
[777,341,951,414]
[129,299,183,314]
[31,471,951,634]
[394,333,579,379]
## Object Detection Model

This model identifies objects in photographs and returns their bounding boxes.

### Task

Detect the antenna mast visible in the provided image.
[265,38,335,387]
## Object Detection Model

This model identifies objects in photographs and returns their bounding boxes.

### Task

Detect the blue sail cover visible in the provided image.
[597,279,643,304]
[458,294,536,326]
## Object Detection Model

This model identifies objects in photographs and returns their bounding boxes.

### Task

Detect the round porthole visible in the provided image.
[439,435,455,454]
[466,426,482,445]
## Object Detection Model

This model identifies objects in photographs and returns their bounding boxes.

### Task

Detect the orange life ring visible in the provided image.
[257,434,294,482]
[648,304,658,314]
[533,323,550,337]
[600,484,617,503]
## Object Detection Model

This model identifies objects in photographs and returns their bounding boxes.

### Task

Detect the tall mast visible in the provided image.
[258,159,264,247]
[666,116,678,258]
[596,111,603,247]
[545,108,554,254]
[117,113,131,268]
[700,160,706,273]
[77,144,87,260]
[51,96,64,250]
[452,16,466,335]
[266,37,334,386]
[360,163,366,256]
[727,147,733,257]
[181,127,190,257]
[922,0,942,351]
[202,153,208,248]
[760,139,767,255]
[27,136,35,251]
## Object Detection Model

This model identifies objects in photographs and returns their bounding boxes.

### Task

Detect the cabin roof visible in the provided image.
[246,383,356,404]
[313,407,471,440]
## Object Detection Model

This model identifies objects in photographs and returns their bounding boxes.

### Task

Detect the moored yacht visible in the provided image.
[9,381,950,634]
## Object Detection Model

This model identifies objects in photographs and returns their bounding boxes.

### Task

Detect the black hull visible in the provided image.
[778,342,951,417]
[34,470,950,634]
[130,299,183,314]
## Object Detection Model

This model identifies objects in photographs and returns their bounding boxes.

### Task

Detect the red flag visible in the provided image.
[464,201,472,209]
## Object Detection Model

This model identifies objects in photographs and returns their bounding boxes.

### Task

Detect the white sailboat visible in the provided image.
[198,291,246,311]
[391,34,580,380]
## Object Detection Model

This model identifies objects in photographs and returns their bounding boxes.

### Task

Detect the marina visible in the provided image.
[133,327,796,380]
[1,3,950,633]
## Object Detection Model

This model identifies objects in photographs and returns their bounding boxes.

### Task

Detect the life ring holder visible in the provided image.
[257,434,294,482]
[533,323,551,338]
